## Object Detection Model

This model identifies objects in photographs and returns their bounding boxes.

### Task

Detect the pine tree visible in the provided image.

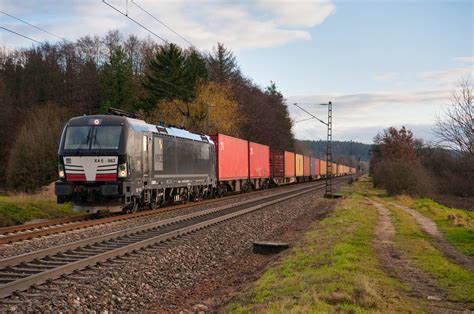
[100,47,135,111]
[143,43,208,108]
[207,42,240,83]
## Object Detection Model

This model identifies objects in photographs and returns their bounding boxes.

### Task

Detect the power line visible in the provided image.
[293,103,327,126]
[130,0,194,47]
[0,26,41,44]
[102,0,168,44]
[295,116,318,123]
[0,10,65,41]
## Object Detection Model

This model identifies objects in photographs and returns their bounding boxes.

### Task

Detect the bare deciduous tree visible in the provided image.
[434,79,473,157]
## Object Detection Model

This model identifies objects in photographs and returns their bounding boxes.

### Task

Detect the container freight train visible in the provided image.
[55,112,355,213]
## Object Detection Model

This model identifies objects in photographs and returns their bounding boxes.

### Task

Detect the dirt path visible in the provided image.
[370,199,467,312]
[390,202,474,273]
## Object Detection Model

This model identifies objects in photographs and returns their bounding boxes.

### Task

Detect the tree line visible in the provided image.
[0,30,294,191]
[295,139,371,165]
[370,80,473,198]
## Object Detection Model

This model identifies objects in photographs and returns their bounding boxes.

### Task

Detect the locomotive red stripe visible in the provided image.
[95,174,117,181]
[66,174,86,181]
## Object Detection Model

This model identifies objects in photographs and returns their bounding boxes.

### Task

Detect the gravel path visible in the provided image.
[0,185,309,259]
[389,202,474,272]
[371,200,467,312]
[0,181,344,312]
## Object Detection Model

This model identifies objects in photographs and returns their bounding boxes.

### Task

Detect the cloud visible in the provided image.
[372,72,397,82]
[420,56,473,87]
[0,0,335,51]
[454,56,474,64]
[288,89,451,143]
[423,66,473,85]
[256,0,336,27]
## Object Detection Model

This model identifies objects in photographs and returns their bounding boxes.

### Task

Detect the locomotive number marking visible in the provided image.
[94,158,116,163]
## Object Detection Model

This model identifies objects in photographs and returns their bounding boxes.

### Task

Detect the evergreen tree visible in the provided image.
[100,47,135,111]
[264,82,295,150]
[207,42,240,83]
[142,43,208,108]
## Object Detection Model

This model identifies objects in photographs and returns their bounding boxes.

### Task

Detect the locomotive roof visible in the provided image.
[67,114,213,143]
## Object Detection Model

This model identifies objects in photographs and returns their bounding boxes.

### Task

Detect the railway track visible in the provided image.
[0,180,334,299]
[0,178,341,245]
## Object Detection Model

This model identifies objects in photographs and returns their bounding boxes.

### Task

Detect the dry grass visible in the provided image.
[0,190,75,227]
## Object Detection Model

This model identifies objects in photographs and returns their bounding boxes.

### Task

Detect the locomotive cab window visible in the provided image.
[64,126,91,150]
[91,126,122,149]
[64,126,122,150]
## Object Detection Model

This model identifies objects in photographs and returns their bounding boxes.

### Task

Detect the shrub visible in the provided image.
[373,160,436,197]
[6,103,69,192]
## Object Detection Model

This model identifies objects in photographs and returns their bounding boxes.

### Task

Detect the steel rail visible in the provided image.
[0,180,335,299]
[0,178,334,244]
[0,180,336,269]
[0,215,94,235]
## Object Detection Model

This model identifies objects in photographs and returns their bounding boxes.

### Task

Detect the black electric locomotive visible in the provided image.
[55,110,216,213]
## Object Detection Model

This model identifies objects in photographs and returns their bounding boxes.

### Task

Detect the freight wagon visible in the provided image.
[270,151,295,185]
[303,155,311,181]
[249,141,270,189]
[295,154,304,182]
[337,164,344,176]
[211,133,250,194]
[320,160,327,177]
[315,159,321,178]
[310,157,317,179]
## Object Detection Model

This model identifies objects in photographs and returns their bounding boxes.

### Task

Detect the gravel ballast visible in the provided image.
[0,181,346,312]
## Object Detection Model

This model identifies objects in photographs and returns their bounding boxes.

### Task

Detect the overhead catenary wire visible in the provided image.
[102,0,168,44]
[293,103,328,126]
[130,0,194,47]
[0,10,65,41]
[0,26,41,44]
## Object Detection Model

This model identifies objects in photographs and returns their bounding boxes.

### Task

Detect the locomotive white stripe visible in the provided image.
[65,170,84,174]
[63,156,118,181]
[95,166,117,170]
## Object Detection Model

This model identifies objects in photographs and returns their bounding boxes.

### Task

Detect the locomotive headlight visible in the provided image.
[118,163,128,178]
[58,164,65,178]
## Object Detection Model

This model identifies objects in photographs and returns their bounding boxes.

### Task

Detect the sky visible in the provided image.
[1,0,472,143]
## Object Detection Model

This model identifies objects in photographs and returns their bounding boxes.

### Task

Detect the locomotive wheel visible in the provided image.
[149,202,157,210]
[127,197,138,213]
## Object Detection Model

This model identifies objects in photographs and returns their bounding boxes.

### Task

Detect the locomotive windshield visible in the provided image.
[64,126,122,150]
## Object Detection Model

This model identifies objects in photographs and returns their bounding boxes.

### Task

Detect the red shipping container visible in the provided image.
[249,142,270,179]
[271,151,295,177]
[303,156,310,176]
[315,159,321,176]
[211,134,248,180]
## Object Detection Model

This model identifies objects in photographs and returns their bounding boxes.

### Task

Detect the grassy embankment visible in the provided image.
[228,176,474,312]
[227,177,420,312]
[391,196,474,257]
[0,195,74,227]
